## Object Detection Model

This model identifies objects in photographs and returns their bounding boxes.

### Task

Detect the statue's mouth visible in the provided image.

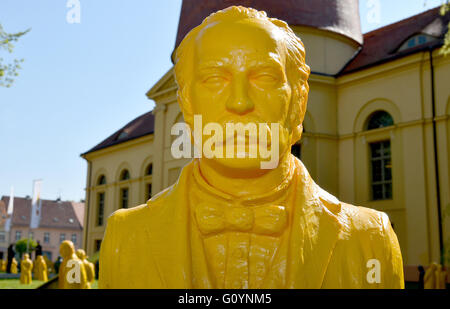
[221,132,271,147]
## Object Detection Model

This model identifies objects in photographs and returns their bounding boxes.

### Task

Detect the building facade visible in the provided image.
[81,1,450,274]
[0,196,84,261]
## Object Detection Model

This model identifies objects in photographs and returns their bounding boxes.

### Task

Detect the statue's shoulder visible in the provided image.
[339,202,392,235]
[106,164,191,229]
[107,203,149,225]
[107,168,186,221]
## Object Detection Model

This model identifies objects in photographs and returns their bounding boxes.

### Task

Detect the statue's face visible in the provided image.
[190,20,293,171]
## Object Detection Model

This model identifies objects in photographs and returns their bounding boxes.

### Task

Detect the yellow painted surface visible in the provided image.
[19,254,33,285]
[98,7,403,288]
[82,5,450,281]
[10,258,17,274]
[58,240,88,289]
[76,249,95,288]
[34,255,48,282]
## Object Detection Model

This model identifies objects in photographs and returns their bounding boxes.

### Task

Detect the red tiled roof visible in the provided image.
[72,202,85,228]
[174,0,363,54]
[0,196,84,230]
[340,7,450,75]
[82,110,155,156]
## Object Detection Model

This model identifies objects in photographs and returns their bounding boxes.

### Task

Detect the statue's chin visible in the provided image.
[211,156,267,172]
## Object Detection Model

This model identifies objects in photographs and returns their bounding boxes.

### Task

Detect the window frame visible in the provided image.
[120,187,129,209]
[97,192,105,226]
[15,230,21,241]
[369,140,393,201]
[44,232,50,244]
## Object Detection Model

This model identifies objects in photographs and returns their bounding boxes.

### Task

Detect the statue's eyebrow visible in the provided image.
[197,55,284,73]
[197,58,232,70]
[247,56,284,70]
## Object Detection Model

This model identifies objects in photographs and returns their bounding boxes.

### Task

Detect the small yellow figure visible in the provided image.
[10,258,18,274]
[34,255,48,282]
[76,249,95,288]
[435,264,447,289]
[20,254,33,285]
[0,260,6,272]
[424,262,438,289]
[43,255,55,274]
[58,240,88,289]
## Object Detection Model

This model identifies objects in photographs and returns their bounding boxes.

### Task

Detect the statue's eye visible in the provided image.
[203,75,228,85]
[252,73,278,84]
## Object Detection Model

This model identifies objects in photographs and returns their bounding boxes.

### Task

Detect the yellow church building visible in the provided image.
[81,1,450,279]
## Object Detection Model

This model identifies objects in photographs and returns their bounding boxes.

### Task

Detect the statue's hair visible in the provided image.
[174,6,310,143]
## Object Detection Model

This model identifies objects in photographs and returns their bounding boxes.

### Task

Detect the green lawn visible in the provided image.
[0,278,99,289]
[0,279,46,289]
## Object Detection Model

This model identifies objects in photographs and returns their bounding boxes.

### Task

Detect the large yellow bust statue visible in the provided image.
[99,6,404,289]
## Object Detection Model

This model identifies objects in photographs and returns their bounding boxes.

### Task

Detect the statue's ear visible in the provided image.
[288,82,306,145]
[291,123,303,145]
[177,89,194,130]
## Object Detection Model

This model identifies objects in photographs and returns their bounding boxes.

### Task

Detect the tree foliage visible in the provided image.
[441,1,450,56]
[0,23,30,87]
[15,238,37,257]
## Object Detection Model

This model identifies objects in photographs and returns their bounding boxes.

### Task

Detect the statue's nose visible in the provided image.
[226,77,254,115]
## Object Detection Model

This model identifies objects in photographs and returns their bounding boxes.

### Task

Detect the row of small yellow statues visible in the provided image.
[0,254,50,283]
[1,253,54,275]
[0,240,96,288]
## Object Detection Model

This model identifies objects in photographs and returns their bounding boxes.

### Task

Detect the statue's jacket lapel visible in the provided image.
[284,158,343,288]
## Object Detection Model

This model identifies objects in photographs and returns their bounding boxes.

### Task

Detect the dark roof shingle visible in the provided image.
[341,7,449,75]
[82,110,155,156]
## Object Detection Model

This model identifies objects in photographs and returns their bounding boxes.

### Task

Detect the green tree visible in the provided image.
[15,238,37,258]
[441,1,450,56]
[0,23,30,87]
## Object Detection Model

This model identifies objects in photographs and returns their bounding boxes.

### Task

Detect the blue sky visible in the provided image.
[0,0,446,201]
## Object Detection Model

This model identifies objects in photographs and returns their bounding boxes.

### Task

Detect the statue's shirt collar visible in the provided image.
[191,157,296,207]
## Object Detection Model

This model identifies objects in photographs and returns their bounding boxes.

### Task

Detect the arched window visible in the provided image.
[97,175,106,185]
[366,111,394,130]
[146,164,153,176]
[120,169,130,181]
[398,34,437,52]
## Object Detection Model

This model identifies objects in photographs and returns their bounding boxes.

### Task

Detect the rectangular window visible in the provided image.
[0,232,5,242]
[71,234,77,244]
[121,188,129,209]
[370,140,393,200]
[15,231,21,241]
[44,232,50,244]
[43,251,52,261]
[147,183,152,200]
[60,233,66,243]
[97,192,105,226]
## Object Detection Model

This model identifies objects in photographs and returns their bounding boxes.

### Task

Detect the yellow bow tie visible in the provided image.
[194,203,288,236]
